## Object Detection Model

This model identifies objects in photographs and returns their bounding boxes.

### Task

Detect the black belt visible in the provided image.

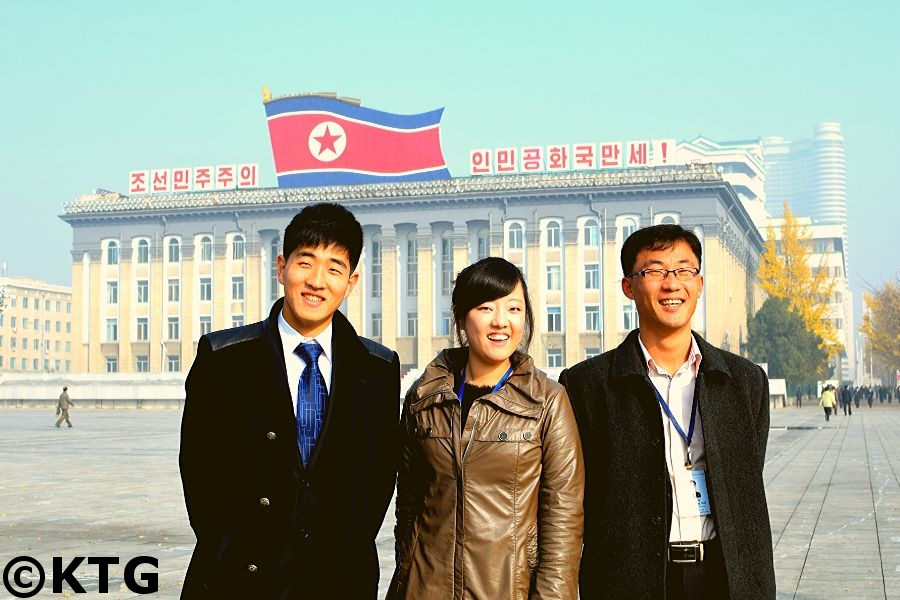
[668,539,716,563]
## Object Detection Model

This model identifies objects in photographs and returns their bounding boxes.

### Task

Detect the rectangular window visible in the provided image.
[22,297,28,309]
[136,356,149,373]
[106,356,118,373]
[65,341,70,352]
[106,318,118,342]
[232,315,244,327]
[56,300,61,312]
[477,230,489,260]
[137,280,149,303]
[406,237,418,297]
[547,348,563,368]
[10,316,15,329]
[55,321,60,332]
[66,303,71,314]
[54,359,60,371]
[168,279,180,302]
[201,238,213,261]
[371,312,382,338]
[44,320,50,332]
[107,243,119,265]
[584,264,600,289]
[23,318,29,330]
[32,358,38,370]
[371,239,382,298]
[546,265,561,291]
[623,303,637,330]
[200,277,212,301]
[55,340,60,351]
[440,236,453,296]
[66,322,71,333]
[440,311,452,337]
[585,305,601,331]
[232,238,245,260]
[44,339,50,352]
[167,354,180,372]
[406,312,418,337]
[199,316,212,336]
[33,338,38,350]
[137,241,150,264]
[0,356,3,368]
[231,276,244,301]
[547,306,562,332]
[136,317,149,341]
[45,299,51,311]
[585,347,601,359]
[11,337,16,349]
[65,360,70,371]
[44,359,49,371]
[0,335,3,348]
[167,317,180,341]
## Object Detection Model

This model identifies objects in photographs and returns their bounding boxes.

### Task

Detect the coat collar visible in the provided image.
[613,329,732,382]
[411,347,544,418]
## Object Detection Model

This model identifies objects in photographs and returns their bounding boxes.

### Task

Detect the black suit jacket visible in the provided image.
[559,330,775,600]
[179,299,400,599]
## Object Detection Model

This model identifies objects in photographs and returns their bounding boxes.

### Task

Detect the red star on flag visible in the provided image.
[314,126,342,156]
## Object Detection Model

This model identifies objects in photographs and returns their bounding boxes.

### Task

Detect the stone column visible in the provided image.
[563,225,580,367]
[347,244,365,333]
[416,225,434,369]
[119,245,134,373]
[380,226,398,353]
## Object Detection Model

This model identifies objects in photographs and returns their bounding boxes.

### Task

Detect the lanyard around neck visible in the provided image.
[652,386,697,465]
[457,363,514,402]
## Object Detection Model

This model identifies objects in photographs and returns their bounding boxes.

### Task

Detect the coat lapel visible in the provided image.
[262,298,304,472]
[305,310,368,472]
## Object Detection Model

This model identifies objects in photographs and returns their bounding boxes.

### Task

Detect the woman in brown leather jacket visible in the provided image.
[388,257,584,599]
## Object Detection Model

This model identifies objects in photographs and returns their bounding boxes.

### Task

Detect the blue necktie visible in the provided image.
[294,342,326,467]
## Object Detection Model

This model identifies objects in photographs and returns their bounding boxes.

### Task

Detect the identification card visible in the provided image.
[690,469,712,516]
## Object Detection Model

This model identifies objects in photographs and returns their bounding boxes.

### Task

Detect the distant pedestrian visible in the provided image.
[795,388,803,408]
[867,387,874,408]
[840,385,852,416]
[820,385,837,421]
[854,387,862,409]
[55,386,74,428]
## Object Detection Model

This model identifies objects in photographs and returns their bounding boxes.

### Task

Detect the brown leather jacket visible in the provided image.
[388,348,584,599]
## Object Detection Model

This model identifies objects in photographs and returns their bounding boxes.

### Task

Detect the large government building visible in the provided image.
[60,164,765,375]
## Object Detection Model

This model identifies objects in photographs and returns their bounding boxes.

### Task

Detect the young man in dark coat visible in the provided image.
[179,203,400,599]
[560,224,775,600]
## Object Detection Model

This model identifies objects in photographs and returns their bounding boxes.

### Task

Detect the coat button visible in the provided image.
[259,497,270,507]
[498,431,508,441]
[299,529,310,540]
[247,564,258,573]
[266,432,277,441]
[652,515,662,525]
[522,431,532,441]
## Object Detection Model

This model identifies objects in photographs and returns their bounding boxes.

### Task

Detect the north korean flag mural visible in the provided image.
[264,95,451,187]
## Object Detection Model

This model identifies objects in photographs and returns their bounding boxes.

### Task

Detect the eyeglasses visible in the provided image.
[628,267,701,281]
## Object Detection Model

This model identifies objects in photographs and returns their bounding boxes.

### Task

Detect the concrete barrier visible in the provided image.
[0,372,186,409]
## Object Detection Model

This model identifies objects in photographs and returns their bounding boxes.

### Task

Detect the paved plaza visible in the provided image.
[1,403,899,599]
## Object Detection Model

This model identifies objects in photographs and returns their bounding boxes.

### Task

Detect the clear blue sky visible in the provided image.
[2,1,898,306]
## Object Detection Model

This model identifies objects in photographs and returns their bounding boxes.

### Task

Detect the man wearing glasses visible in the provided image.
[560,224,775,599]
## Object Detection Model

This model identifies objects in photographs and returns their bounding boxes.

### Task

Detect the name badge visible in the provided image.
[690,469,712,516]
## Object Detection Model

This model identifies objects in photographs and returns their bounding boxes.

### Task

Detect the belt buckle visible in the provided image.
[669,542,703,563]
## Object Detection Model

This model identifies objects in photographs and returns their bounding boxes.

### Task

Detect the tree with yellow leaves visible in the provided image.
[860,276,900,373]
[757,204,842,357]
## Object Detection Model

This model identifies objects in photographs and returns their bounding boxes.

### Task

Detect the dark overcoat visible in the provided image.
[559,330,775,600]
[179,299,400,599]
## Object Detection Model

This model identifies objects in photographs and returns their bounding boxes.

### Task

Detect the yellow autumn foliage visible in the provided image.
[860,277,900,367]
[757,204,842,357]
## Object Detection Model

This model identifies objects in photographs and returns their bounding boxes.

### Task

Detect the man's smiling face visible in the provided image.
[277,244,358,337]
[621,240,703,339]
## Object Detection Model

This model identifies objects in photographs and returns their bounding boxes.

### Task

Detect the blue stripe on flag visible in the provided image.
[276,168,452,188]
[264,96,443,130]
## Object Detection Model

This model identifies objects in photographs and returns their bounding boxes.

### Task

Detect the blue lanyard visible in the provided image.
[457,363,514,401]
[652,386,697,464]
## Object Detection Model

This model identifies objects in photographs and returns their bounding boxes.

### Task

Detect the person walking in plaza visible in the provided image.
[179,203,400,599]
[820,385,837,421]
[840,384,852,416]
[55,386,74,428]
[795,388,803,408]
[389,257,584,599]
[560,224,775,600]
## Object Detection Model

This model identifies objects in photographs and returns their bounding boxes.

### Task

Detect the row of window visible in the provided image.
[104,315,244,343]
[106,355,179,373]
[0,315,70,333]
[0,357,69,371]
[0,335,70,353]
[105,277,245,304]
[3,297,71,313]
[105,236,246,265]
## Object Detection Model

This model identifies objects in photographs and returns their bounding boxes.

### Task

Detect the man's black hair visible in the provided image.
[282,203,363,271]
[451,257,534,350]
[620,224,702,275]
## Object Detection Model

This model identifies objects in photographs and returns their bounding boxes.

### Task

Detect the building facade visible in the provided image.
[0,277,73,373]
[60,164,765,374]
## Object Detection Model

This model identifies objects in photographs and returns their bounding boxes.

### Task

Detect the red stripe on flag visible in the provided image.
[267,114,446,174]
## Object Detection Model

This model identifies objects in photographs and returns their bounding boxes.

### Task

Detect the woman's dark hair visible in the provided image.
[451,257,534,350]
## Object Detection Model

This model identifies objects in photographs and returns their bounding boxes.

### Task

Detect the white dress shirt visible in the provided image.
[638,333,715,543]
[278,311,333,416]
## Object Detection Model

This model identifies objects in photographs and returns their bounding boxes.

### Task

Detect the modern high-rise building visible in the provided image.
[761,122,847,225]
